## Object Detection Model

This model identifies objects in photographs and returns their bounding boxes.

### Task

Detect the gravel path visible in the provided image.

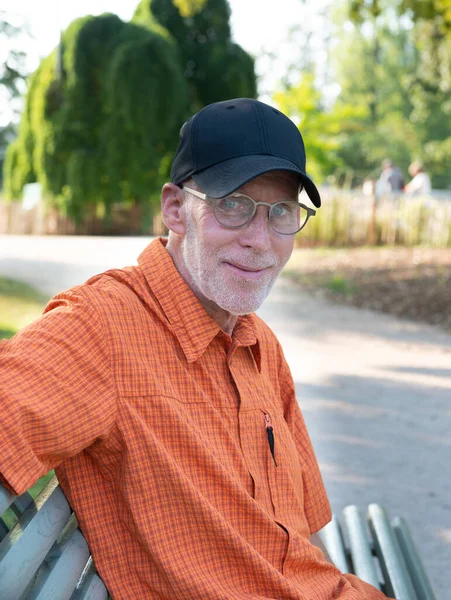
[1,235,449,598]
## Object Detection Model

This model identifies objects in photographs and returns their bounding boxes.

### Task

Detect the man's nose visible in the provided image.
[238,205,272,250]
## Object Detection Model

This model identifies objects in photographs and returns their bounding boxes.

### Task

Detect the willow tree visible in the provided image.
[132,0,257,111]
[0,12,29,177]
[4,13,188,221]
[4,1,256,224]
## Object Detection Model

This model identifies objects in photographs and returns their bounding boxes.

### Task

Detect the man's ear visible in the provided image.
[161,183,186,235]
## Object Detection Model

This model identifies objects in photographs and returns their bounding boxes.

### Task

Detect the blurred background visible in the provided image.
[1,0,450,334]
[1,0,450,237]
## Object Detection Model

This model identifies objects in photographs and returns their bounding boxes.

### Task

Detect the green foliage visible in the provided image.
[319,1,451,188]
[4,1,256,225]
[327,23,420,182]
[325,274,355,296]
[0,11,30,182]
[133,0,256,110]
[274,73,368,183]
[172,0,208,18]
[349,0,451,35]
[400,0,451,36]
[104,23,188,211]
[0,276,48,340]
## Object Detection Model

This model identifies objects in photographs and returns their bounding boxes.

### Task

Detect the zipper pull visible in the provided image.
[264,413,278,467]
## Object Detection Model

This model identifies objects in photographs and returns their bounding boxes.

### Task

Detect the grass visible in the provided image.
[0,276,49,340]
[325,274,355,296]
[0,277,53,528]
[1,471,55,530]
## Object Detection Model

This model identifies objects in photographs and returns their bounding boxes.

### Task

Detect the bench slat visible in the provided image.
[72,558,109,600]
[342,505,381,590]
[0,478,71,599]
[318,514,350,574]
[368,504,418,600]
[0,484,16,515]
[28,528,90,600]
[392,516,437,600]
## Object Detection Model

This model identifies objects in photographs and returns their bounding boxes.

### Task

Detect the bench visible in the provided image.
[0,476,109,599]
[0,476,436,600]
[319,505,436,600]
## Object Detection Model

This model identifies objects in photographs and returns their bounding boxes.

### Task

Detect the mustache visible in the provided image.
[217,252,277,270]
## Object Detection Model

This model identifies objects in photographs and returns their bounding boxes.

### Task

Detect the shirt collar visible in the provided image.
[137,238,261,368]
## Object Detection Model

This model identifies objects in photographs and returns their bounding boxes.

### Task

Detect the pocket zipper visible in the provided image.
[264,413,278,467]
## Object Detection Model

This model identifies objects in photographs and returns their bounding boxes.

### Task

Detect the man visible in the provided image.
[405,160,431,196]
[376,159,404,195]
[0,99,391,599]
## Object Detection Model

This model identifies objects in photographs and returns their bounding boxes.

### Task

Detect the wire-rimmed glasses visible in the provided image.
[183,186,316,235]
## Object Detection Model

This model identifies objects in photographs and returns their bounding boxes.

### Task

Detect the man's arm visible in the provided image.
[0,287,116,495]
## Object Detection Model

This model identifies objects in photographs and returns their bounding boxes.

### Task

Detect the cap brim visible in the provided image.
[192,155,321,208]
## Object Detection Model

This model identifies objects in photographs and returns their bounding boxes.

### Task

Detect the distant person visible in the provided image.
[405,161,432,196]
[375,159,405,195]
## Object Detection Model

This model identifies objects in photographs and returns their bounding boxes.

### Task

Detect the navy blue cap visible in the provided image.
[170,98,321,208]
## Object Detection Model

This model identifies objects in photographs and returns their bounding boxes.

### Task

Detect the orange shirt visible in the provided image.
[0,238,389,599]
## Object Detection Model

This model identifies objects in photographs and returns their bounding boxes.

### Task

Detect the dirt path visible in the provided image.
[286,246,451,332]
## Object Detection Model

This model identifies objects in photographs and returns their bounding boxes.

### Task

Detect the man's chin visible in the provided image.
[214,295,268,316]
[202,278,275,316]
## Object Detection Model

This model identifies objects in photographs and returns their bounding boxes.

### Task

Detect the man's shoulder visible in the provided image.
[46,264,155,319]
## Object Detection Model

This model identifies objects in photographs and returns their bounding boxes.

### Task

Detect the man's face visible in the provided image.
[180,171,298,316]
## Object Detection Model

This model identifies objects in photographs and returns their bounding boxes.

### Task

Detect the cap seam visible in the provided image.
[191,104,211,173]
[253,102,269,154]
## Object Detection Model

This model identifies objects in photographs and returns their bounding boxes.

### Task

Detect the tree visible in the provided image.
[3,0,257,227]
[4,13,188,222]
[349,0,451,35]
[0,11,29,184]
[132,0,257,111]
[274,72,365,184]
[329,17,421,182]
[342,0,451,187]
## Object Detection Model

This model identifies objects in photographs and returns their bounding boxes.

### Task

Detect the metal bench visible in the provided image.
[319,505,437,600]
[0,476,108,599]
[0,476,436,600]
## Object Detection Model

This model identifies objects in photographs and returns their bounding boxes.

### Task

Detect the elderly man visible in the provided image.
[0,99,390,599]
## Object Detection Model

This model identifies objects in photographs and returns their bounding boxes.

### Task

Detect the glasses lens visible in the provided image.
[214,195,254,227]
[270,202,307,234]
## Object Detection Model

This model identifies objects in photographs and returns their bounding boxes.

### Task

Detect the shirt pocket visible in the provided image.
[259,408,310,536]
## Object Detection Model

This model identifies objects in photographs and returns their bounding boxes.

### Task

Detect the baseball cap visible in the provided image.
[170,98,321,208]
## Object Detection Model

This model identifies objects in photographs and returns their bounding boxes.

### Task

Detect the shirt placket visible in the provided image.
[226,341,280,516]
[227,339,318,586]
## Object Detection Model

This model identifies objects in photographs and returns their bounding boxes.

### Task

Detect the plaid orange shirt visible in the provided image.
[0,238,389,599]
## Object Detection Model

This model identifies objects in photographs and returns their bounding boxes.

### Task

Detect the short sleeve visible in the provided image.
[278,346,332,533]
[0,287,117,495]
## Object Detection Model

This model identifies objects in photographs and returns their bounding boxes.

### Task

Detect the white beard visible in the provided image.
[181,212,285,315]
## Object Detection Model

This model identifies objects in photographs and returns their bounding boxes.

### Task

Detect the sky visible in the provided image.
[2,0,334,101]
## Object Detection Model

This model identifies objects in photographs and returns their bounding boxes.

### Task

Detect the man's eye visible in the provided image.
[221,198,239,210]
[272,203,293,217]
[218,196,248,212]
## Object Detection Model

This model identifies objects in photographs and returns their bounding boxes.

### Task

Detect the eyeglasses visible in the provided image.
[183,186,316,235]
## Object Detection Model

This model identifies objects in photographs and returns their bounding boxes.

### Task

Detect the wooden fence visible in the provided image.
[1,191,451,247]
[297,190,451,248]
[0,199,167,236]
